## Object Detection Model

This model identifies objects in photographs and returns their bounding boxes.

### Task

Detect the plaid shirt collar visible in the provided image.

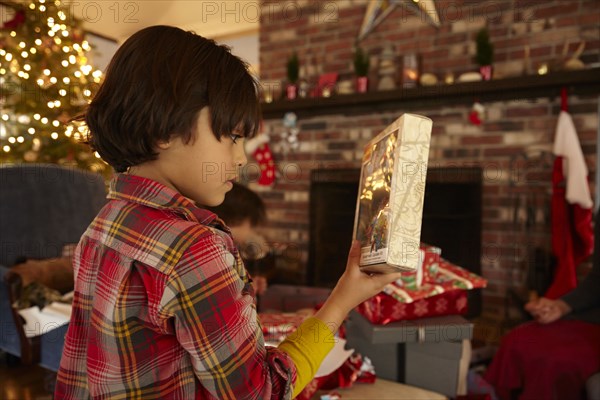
[108,173,228,231]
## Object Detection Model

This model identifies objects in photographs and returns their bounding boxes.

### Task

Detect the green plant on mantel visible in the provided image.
[353,47,370,77]
[286,52,300,84]
[475,28,494,66]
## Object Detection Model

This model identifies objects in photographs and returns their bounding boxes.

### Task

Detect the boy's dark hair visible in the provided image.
[207,183,266,227]
[82,25,260,172]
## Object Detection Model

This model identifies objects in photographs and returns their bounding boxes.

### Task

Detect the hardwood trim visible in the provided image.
[261,68,600,119]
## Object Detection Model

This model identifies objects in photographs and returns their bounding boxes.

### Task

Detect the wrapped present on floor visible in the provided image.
[258,309,314,344]
[259,310,378,399]
[297,353,376,400]
[357,243,487,324]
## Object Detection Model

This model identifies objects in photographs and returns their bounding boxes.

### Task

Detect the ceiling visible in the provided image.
[74,0,259,42]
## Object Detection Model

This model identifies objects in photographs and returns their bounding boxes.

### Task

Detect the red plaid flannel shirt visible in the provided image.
[55,174,296,399]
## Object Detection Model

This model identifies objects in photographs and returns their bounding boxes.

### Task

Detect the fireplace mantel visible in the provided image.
[261,68,600,119]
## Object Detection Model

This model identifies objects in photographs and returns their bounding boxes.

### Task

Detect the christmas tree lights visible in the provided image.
[0,0,108,174]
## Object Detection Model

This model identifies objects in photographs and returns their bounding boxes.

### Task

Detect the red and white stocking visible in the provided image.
[245,133,276,186]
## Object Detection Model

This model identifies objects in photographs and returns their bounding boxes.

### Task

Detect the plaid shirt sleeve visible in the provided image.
[159,232,296,400]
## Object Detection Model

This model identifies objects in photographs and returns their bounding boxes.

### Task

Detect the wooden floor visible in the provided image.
[0,353,54,400]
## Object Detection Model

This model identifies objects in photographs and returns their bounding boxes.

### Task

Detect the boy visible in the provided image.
[55,26,402,399]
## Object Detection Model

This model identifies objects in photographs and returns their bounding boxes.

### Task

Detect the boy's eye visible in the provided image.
[229,134,243,144]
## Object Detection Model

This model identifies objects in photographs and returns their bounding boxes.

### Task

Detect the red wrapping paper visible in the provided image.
[358,244,487,324]
[297,353,376,400]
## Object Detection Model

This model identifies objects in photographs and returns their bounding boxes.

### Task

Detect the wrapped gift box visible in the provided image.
[358,288,469,325]
[258,310,313,343]
[357,244,487,324]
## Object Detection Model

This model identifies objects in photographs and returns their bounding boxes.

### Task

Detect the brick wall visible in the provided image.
[255,0,599,317]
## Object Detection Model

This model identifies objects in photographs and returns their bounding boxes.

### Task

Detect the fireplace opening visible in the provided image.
[308,167,483,317]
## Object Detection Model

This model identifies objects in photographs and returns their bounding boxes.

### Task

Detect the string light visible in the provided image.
[2,0,105,173]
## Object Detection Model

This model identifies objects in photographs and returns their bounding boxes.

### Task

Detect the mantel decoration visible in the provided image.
[357,0,441,42]
[475,28,495,81]
[286,52,300,100]
[353,46,370,93]
[281,112,299,153]
[377,44,397,91]
[0,0,108,176]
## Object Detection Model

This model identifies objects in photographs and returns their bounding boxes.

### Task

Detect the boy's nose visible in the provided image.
[236,146,247,167]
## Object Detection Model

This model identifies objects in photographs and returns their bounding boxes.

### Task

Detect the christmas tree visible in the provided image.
[0,0,108,174]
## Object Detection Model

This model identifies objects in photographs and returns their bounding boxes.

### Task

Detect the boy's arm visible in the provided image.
[159,235,330,399]
[277,317,335,397]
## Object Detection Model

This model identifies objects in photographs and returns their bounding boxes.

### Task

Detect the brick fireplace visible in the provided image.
[254,0,600,317]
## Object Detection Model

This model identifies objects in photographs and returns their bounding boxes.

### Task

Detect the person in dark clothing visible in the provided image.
[485,213,600,399]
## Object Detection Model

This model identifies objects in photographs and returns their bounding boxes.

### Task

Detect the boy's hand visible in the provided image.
[333,240,404,313]
[315,241,403,329]
[525,297,572,324]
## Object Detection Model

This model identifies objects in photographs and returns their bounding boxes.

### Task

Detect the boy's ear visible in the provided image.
[156,139,171,150]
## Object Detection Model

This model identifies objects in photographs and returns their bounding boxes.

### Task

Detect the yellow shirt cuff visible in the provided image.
[278,316,336,398]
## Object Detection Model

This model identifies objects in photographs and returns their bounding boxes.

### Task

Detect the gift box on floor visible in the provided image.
[346,310,473,398]
[357,244,487,324]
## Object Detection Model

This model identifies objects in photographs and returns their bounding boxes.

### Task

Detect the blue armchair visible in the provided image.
[0,164,107,371]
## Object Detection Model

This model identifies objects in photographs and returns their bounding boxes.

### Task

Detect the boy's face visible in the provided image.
[155,107,247,206]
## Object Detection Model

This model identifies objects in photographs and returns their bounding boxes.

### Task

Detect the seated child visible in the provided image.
[206,182,269,295]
